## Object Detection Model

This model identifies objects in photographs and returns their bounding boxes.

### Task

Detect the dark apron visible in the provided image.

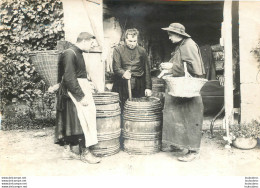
[162,87,204,151]
[55,82,84,145]
[162,40,204,151]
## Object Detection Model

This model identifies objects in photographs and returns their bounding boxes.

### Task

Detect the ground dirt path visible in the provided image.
[0,127,260,176]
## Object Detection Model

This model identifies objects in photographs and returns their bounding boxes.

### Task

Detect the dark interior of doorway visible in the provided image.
[104,0,224,68]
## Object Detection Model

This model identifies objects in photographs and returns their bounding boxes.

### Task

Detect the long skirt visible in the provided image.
[55,97,83,144]
[162,90,204,151]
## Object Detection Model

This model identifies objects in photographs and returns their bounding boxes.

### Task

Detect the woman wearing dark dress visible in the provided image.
[160,23,205,162]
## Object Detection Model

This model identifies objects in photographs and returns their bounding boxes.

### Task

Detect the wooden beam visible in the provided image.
[223,0,234,137]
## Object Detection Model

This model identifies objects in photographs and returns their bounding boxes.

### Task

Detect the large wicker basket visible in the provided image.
[29,50,61,87]
[165,62,208,98]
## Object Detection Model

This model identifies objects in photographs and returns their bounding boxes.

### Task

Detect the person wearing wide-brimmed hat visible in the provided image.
[160,23,205,162]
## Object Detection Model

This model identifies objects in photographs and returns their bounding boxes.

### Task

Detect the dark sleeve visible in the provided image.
[142,49,152,90]
[112,47,125,77]
[63,51,85,102]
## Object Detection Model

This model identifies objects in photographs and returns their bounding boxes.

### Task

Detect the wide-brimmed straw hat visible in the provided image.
[162,23,190,38]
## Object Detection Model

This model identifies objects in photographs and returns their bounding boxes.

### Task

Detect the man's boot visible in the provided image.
[62,144,80,160]
[80,147,101,164]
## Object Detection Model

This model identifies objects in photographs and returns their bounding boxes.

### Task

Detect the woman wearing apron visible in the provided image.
[160,23,205,162]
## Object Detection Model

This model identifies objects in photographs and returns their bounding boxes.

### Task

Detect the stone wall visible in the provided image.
[239,1,260,123]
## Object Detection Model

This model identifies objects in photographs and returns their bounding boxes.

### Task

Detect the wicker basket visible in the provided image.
[29,50,61,87]
[165,62,208,98]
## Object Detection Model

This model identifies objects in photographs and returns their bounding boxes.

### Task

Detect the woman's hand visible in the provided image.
[145,89,152,97]
[159,62,173,71]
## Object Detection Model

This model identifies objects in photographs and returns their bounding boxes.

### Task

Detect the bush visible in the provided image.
[1,93,56,130]
[230,120,260,139]
[0,0,64,113]
[1,114,55,130]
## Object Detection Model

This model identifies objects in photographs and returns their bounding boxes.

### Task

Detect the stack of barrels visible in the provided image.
[91,92,121,157]
[122,97,163,154]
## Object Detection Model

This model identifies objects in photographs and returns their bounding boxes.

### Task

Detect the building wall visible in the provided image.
[61,0,105,91]
[103,17,122,73]
[239,2,260,123]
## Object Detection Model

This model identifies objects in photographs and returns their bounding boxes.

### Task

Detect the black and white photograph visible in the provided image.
[0,0,260,187]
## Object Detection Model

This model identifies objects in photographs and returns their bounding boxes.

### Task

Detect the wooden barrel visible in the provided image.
[91,92,121,157]
[122,97,163,154]
[152,77,165,108]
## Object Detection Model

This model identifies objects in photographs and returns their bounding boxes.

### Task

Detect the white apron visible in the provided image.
[67,78,98,147]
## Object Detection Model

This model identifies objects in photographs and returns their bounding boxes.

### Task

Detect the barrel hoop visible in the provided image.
[125,104,162,107]
[123,118,163,122]
[123,111,163,116]
[94,100,119,105]
[122,130,162,140]
[123,136,161,141]
[97,130,121,141]
[124,107,163,111]
[123,148,160,155]
[122,129,161,136]
[123,116,163,122]
[92,147,120,157]
[93,93,119,104]
[92,143,120,151]
[123,145,161,150]
[123,108,163,112]
[96,110,121,118]
[123,116,162,119]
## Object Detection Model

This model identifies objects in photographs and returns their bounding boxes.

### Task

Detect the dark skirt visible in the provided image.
[162,90,204,151]
[55,95,84,145]
[112,75,146,109]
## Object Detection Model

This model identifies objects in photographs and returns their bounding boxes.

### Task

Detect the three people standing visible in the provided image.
[54,24,204,163]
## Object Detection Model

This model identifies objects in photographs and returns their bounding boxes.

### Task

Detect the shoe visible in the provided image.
[80,148,101,164]
[62,145,80,160]
[161,145,174,152]
[178,152,200,162]
[171,146,183,152]
[161,144,183,152]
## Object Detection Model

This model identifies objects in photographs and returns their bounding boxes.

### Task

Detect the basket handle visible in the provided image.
[184,62,192,78]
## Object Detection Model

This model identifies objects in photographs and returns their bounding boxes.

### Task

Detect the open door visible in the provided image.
[62,0,105,92]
